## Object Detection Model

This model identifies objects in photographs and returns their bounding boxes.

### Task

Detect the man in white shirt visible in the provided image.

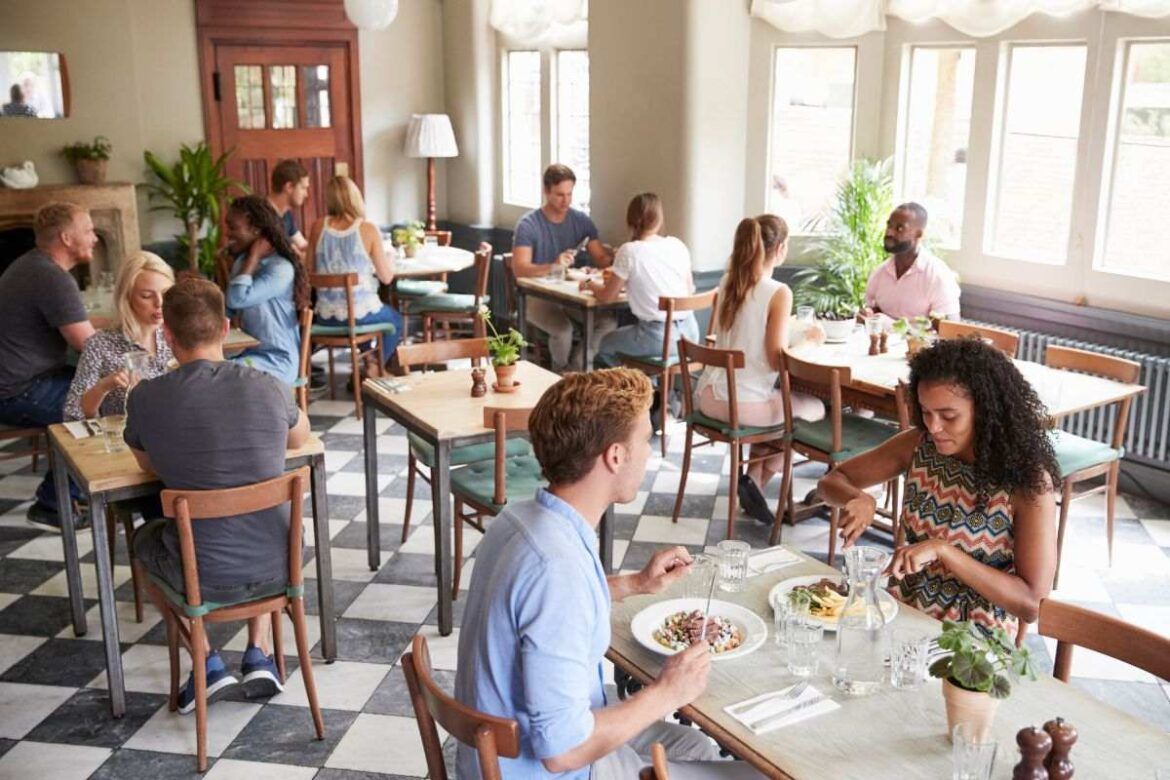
[864,202,961,321]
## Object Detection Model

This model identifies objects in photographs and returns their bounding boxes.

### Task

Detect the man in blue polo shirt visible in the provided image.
[455,369,756,779]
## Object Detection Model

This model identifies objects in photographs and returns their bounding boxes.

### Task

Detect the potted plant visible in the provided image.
[63,136,113,185]
[929,620,1037,742]
[143,143,248,276]
[478,305,527,389]
[892,315,936,355]
[391,220,426,257]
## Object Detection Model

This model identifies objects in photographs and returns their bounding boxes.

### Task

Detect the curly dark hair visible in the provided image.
[908,338,1059,499]
[227,195,311,311]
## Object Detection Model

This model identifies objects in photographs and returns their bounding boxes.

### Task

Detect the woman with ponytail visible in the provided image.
[694,215,824,524]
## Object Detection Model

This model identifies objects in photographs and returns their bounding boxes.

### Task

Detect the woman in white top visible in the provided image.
[695,214,824,524]
[306,175,402,363]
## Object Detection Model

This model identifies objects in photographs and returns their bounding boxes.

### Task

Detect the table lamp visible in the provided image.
[404,113,459,231]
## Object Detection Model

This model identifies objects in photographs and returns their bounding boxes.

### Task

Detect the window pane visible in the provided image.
[1100,41,1170,280]
[988,45,1086,263]
[768,47,856,232]
[303,64,331,128]
[269,65,297,129]
[900,47,976,248]
[557,50,590,213]
[234,65,265,129]
[505,50,542,208]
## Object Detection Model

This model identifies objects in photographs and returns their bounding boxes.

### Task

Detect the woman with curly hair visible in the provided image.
[818,338,1058,635]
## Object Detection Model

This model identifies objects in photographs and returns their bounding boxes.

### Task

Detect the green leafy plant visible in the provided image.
[478,305,527,367]
[63,136,112,162]
[891,315,933,341]
[928,620,1037,699]
[391,220,425,248]
[143,143,248,275]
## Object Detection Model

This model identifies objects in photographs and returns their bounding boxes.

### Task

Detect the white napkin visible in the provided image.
[725,685,840,735]
[747,546,801,576]
[64,420,93,439]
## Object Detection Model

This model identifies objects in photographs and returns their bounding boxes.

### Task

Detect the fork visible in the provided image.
[727,681,809,716]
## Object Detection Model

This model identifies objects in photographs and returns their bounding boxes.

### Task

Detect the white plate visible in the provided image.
[767,574,899,632]
[630,598,768,662]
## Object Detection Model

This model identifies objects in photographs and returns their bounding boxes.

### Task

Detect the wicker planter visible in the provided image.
[75,158,108,185]
[942,679,1000,742]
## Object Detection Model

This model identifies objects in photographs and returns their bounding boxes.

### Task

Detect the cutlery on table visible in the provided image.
[727,681,809,716]
[698,567,719,641]
[746,695,828,731]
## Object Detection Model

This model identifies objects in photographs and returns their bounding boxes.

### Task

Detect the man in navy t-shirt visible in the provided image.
[267,159,310,260]
[512,164,616,371]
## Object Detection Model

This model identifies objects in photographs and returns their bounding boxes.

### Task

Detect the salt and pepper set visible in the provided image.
[1013,718,1077,779]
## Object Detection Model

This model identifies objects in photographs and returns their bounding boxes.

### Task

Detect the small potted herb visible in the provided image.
[478,305,527,389]
[391,220,426,258]
[929,620,1037,741]
[891,315,936,355]
[63,136,113,185]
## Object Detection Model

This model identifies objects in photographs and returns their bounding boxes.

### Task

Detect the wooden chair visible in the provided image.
[293,307,313,413]
[620,290,718,456]
[0,424,46,473]
[937,320,1020,357]
[138,468,324,772]
[639,743,670,780]
[394,338,532,544]
[309,272,397,419]
[417,242,493,342]
[777,350,909,560]
[500,252,549,366]
[402,634,520,780]
[673,339,790,541]
[1044,345,1141,588]
[391,230,456,313]
[1038,598,1170,682]
[449,406,546,598]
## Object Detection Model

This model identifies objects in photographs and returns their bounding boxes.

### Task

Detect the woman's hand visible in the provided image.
[102,370,130,392]
[887,539,951,579]
[838,492,877,548]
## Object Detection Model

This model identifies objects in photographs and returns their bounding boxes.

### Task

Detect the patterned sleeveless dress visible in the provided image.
[893,437,1018,637]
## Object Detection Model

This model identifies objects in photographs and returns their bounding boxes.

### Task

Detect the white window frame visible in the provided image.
[501,49,543,211]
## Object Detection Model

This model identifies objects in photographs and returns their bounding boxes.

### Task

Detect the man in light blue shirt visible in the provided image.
[455,369,759,779]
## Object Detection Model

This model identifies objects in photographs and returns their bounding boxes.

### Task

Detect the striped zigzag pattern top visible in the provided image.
[892,437,1018,637]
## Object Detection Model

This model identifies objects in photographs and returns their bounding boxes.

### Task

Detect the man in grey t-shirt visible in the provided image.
[512,164,617,371]
[0,202,97,529]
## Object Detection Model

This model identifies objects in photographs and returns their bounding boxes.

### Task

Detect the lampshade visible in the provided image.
[344,0,399,30]
[404,114,459,158]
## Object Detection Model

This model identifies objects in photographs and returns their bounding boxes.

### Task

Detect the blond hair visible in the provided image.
[114,251,175,346]
[325,175,365,220]
[33,202,86,246]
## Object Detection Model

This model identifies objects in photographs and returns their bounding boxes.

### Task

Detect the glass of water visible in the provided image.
[684,554,718,601]
[771,590,810,650]
[100,415,127,453]
[796,305,815,323]
[787,617,823,677]
[890,630,931,690]
[716,540,750,592]
[952,723,997,780]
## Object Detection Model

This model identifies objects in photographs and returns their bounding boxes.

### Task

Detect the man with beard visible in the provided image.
[864,202,960,321]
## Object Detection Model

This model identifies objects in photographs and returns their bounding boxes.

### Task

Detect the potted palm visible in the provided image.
[478,305,527,390]
[929,620,1037,742]
[63,136,113,185]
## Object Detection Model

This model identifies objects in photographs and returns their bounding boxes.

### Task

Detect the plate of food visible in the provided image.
[767,574,898,631]
[630,598,767,661]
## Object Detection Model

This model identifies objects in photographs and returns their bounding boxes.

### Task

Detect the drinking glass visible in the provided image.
[423,234,438,247]
[716,540,750,592]
[889,629,931,690]
[786,618,823,677]
[124,350,151,390]
[684,554,718,601]
[796,305,815,323]
[770,590,810,650]
[548,262,567,282]
[864,315,883,336]
[952,723,997,780]
[100,415,127,453]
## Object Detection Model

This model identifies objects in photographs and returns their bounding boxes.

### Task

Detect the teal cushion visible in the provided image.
[449,454,547,514]
[791,414,899,460]
[619,353,675,369]
[147,575,301,619]
[291,377,307,388]
[311,322,397,337]
[408,431,532,468]
[413,293,489,314]
[1050,430,1122,478]
[686,410,786,438]
[396,280,448,298]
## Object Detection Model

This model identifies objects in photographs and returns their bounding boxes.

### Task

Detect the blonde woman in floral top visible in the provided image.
[64,251,175,421]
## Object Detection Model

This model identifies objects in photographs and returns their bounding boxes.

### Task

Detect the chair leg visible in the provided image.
[453,502,464,601]
[770,441,793,546]
[403,453,417,543]
[31,434,40,473]
[327,348,336,400]
[1106,461,1119,568]
[121,513,143,623]
[890,477,903,550]
[828,507,840,566]
[164,609,180,712]
[424,314,433,343]
[191,618,209,773]
[672,426,694,523]
[659,373,670,457]
[1054,477,1073,590]
[289,598,326,740]
[349,338,364,420]
[727,441,741,541]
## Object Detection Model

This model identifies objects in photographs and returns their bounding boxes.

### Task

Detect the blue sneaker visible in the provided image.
[177,651,238,715]
[240,644,284,699]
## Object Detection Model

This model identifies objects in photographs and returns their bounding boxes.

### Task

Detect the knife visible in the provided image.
[746,695,827,731]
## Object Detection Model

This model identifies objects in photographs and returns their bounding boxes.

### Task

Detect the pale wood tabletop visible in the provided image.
[516,276,629,309]
[608,547,1170,779]
[224,327,261,354]
[387,244,475,279]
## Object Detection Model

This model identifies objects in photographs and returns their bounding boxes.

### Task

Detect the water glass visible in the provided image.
[864,315,883,336]
[770,590,810,650]
[952,723,997,780]
[890,629,931,690]
[424,234,438,247]
[100,415,127,453]
[548,263,567,282]
[716,540,749,593]
[124,350,151,389]
[787,618,823,677]
[795,305,815,323]
[684,554,718,600]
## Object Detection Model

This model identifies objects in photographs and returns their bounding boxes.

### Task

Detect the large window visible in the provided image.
[1098,40,1170,281]
[503,50,542,208]
[768,47,857,232]
[985,44,1087,264]
[899,47,976,248]
[556,50,591,213]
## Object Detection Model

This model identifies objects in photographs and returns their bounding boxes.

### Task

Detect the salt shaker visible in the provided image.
[1043,717,1076,779]
[1012,726,1052,780]
[470,367,487,398]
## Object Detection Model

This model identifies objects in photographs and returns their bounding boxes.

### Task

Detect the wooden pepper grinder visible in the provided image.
[470,367,487,398]
[879,331,889,354]
[1012,726,1052,780]
[1043,718,1077,779]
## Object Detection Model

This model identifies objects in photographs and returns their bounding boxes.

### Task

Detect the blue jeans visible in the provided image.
[316,304,403,362]
[594,314,700,369]
[0,366,82,512]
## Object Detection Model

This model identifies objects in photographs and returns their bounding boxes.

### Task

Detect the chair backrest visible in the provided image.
[657,289,717,363]
[397,338,490,373]
[937,320,1021,357]
[1038,598,1170,683]
[676,338,745,427]
[159,467,310,611]
[309,272,359,330]
[401,635,520,780]
[643,743,669,780]
[472,241,493,302]
[1045,345,1141,448]
[296,307,313,412]
[500,252,518,323]
[425,229,453,247]
[484,405,534,506]
[781,349,851,454]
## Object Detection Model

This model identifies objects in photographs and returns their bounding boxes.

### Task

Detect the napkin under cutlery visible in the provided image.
[747,546,801,576]
[64,420,95,439]
[725,685,839,735]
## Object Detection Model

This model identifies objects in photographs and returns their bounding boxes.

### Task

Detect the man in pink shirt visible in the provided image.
[864,202,961,320]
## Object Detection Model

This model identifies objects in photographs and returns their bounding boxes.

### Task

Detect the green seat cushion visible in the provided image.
[396,280,448,298]
[1050,430,1122,478]
[408,431,532,468]
[311,322,397,337]
[449,454,547,514]
[790,414,899,460]
[686,410,786,439]
[619,353,675,369]
[413,293,490,314]
[291,377,307,388]
[147,575,302,619]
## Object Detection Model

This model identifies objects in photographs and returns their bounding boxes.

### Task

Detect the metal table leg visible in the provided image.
[309,453,337,662]
[432,440,454,635]
[52,443,86,636]
[516,288,529,362]
[583,307,595,372]
[363,395,381,571]
[89,491,125,717]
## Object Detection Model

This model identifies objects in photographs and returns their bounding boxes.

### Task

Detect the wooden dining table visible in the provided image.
[49,426,336,718]
[515,275,630,372]
[360,360,615,635]
[608,547,1170,778]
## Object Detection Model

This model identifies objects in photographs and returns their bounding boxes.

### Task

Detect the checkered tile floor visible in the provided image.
[0,362,1168,778]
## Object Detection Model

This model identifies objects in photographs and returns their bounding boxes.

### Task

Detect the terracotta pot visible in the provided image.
[942,679,1000,743]
[75,158,107,185]
[493,362,517,388]
[404,242,418,258]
